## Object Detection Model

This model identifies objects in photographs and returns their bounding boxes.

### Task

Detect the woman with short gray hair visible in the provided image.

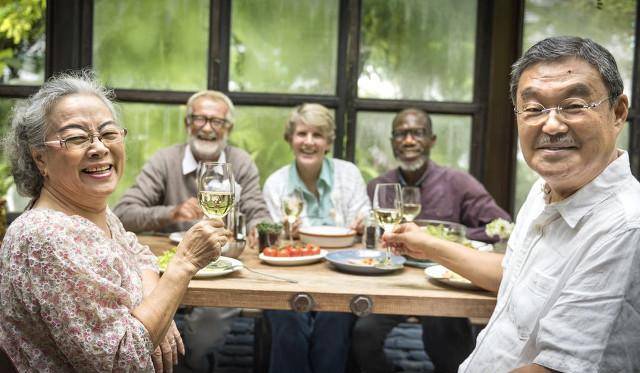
[0,72,228,372]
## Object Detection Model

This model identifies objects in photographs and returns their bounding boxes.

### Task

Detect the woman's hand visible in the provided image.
[383,223,436,260]
[151,321,184,373]
[172,219,230,275]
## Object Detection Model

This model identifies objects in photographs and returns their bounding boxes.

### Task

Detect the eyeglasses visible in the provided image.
[514,96,612,126]
[391,128,429,141]
[189,115,230,130]
[43,127,127,151]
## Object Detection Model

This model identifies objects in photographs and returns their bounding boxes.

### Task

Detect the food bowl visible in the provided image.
[298,226,356,248]
[414,219,467,243]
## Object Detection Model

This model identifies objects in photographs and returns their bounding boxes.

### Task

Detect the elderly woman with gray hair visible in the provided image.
[0,72,228,372]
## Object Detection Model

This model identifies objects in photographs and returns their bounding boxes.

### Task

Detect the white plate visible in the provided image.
[259,250,327,266]
[160,256,243,279]
[169,231,185,244]
[424,265,480,290]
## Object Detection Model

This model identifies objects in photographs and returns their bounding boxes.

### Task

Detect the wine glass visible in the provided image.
[373,183,403,264]
[197,162,235,220]
[281,189,304,243]
[402,187,421,222]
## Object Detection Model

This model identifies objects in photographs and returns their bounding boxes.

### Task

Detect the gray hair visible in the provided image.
[284,103,335,145]
[3,71,119,198]
[185,90,235,125]
[510,36,623,106]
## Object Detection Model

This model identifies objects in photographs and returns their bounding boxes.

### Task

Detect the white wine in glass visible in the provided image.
[197,162,235,220]
[281,190,304,242]
[373,183,403,264]
[402,187,421,222]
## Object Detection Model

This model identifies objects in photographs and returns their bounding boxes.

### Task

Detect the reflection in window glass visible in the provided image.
[110,103,187,206]
[515,0,636,214]
[231,106,305,185]
[230,1,338,94]
[0,1,46,85]
[359,0,477,101]
[355,112,471,182]
[93,0,209,90]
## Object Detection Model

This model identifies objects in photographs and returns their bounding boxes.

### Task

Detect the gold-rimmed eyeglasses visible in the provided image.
[514,96,612,126]
[43,127,127,151]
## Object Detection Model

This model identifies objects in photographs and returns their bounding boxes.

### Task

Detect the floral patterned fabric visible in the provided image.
[0,208,159,372]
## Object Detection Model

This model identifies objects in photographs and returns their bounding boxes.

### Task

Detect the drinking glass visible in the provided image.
[281,189,304,243]
[197,162,235,220]
[402,186,421,222]
[373,183,403,263]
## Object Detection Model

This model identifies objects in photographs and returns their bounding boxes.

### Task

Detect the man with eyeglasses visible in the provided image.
[353,108,510,373]
[114,90,270,373]
[384,36,640,372]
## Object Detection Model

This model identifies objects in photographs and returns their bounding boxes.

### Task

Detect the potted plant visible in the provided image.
[256,221,282,252]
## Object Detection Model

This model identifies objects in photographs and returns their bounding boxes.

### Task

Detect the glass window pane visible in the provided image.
[355,112,471,182]
[515,0,636,214]
[93,0,209,90]
[110,103,187,206]
[359,0,477,101]
[230,0,338,94]
[230,106,305,185]
[0,1,46,85]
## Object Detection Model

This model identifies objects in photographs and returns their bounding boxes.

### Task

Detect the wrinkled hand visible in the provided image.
[247,227,258,248]
[152,321,184,373]
[383,223,435,260]
[174,219,230,274]
[171,198,203,222]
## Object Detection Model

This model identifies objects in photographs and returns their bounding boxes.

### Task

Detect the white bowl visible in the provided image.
[298,226,356,248]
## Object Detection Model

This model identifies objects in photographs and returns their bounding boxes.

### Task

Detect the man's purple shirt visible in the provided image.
[368,161,511,242]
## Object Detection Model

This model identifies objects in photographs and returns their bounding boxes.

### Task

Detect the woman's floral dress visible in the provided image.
[0,208,159,372]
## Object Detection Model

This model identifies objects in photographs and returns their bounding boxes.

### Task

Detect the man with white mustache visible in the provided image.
[114,90,270,239]
[384,36,640,372]
[353,108,510,373]
[114,90,271,373]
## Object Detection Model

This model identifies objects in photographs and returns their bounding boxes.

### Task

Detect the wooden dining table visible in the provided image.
[140,235,497,318]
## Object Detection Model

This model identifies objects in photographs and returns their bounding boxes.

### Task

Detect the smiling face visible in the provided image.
[33,93,125,210]
[391,112,436,171]
[289,121,331,172]
[516,57,628,199]
[186,97,231,161]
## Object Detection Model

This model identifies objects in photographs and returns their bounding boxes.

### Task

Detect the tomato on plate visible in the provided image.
[301,247,313,256]
[277,248,291,257]
[263,247,277,257]
[310,246,321,255]
[288,247,301,256]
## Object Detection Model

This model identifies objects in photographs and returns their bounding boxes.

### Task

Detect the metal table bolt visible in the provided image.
[350,295,373,317]
[290,292,315,313]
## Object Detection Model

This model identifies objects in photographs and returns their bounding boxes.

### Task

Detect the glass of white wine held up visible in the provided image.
[281,189,304,243]
[197,162,235,262]
[401,186,421,222]
[373,183,403,265]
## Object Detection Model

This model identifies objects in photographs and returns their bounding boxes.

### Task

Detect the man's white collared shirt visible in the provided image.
[460,152,640,373]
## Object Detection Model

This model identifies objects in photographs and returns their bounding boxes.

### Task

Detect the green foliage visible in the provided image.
[0,162,13,197]
[0,0,45,83]
[256,221,283,234]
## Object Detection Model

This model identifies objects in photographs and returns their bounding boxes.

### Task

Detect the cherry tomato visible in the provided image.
[301,247,313,256]
[263,247,277,257]
[277,248,291,257]
[311,246,321,255]
[288,247,301,256]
